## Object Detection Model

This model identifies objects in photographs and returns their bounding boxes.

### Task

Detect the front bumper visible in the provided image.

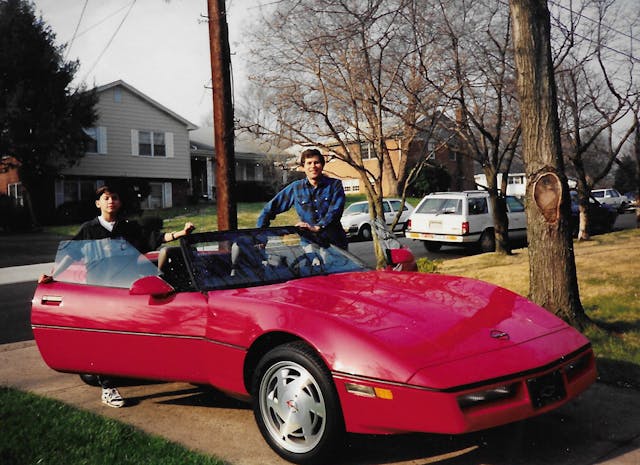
[333,345,596,435]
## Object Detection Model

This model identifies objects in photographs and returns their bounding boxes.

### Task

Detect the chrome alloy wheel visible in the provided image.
[258,360,327,454]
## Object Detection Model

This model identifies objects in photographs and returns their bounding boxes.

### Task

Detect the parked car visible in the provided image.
[32,227,595,464]
[340,198,414,240]
[570,191,618,236]
[406,191,527,252]
[591,188,628,209]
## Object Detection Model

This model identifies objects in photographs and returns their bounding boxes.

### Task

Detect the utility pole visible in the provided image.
[207,0,237,230]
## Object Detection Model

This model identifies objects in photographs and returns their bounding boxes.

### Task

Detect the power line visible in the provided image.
[81,0,137,83]
[74,2,134,40]
[64,0,89,60]
[548,0,640,46]
[495,0,639,64]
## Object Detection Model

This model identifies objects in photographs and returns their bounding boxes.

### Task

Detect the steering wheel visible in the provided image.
[287,252,325,274]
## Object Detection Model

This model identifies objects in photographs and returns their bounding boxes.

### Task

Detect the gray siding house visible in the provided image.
[57,80,197,210]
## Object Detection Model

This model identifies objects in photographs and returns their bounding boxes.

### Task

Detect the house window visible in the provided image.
[8,182,23,207]
[84,127,98,153]
[138,131,166,157]
[140,182,172,209]
[54,180,100,207]
[83,127,107,154]
[358,142,377,160]
[342,179,360,193]
[449,151,457,161]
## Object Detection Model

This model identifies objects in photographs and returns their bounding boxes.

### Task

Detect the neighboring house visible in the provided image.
[474,172,577,199]
[295,120,475,196]
[475,172,527,198]
[54,80,197,212]
[0,156,23,206]
[189,127,291,200]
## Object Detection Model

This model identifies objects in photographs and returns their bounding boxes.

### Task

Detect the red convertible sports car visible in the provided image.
[32,226,596,464]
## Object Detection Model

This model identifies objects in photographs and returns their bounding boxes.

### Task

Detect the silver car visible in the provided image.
[341,198,414,240]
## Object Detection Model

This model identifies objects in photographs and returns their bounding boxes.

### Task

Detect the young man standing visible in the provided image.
[257,148,348,249]
[38,184,194,407]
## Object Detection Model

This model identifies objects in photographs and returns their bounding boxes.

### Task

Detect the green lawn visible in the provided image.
[0,387,224,465]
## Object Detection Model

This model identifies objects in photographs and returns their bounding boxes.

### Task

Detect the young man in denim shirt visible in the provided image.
[257,148,348,249]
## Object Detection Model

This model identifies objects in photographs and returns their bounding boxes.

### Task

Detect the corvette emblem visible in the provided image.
[490,329,510,340]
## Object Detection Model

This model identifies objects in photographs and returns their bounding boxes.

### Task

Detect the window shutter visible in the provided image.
[97,127,107,154]
[163,182,173,208]
[131,129,139,156]
[54,180,64,208]
[165,132,174,158]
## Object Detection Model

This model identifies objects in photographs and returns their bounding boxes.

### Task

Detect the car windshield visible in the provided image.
[416,197,462,215]
[183,227,368,291]
[344,202,368,215]
[53,239,160,288]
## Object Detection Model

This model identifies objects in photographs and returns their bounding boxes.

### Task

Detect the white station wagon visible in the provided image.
[406,191,527,252]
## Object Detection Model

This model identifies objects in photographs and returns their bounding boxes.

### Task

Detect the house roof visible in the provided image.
[189,127,289,160]
[95,80,198,130]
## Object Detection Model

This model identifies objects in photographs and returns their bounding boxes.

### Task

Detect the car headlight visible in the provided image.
[457,384,516,409]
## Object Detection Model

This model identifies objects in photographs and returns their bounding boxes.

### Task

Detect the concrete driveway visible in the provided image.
[1,341,639,465]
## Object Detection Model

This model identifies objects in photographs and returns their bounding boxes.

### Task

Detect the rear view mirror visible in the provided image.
[387,248,417,271]
[130,275,175,297]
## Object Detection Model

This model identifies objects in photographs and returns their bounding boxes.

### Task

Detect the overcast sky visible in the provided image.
[33,0,261,129]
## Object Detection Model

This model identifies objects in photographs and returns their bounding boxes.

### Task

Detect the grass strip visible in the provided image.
[0,387,224,465]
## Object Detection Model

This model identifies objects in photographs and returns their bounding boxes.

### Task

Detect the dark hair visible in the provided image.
[95,185,120,200]
[299,148,325,167]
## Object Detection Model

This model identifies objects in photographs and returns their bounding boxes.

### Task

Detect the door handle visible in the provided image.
[41,295,63,306]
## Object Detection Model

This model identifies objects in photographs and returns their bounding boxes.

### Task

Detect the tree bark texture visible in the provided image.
[509,0,587,328]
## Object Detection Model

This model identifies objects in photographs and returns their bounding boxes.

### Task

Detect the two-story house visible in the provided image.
[54,80,197,212]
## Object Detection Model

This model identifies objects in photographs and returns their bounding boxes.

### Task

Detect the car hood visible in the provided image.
[217,271,572,384]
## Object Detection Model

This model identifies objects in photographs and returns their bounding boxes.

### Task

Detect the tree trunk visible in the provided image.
[509,0,589,329]
[635,115,640,227]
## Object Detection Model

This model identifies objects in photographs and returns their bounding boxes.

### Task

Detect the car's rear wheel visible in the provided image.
[479,230,496,253]
[358,224,372,241]
[79,373,101,386]
[252,342,344,465]
[424,241,441,252]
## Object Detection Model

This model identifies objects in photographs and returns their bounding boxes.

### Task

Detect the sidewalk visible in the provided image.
[1,341,639,465]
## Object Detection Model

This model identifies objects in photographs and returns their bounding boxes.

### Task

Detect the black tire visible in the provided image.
[252,342,345,465]
[424,241,441,252]
[79,373,101,387]
[479,230,496,253]
[358,224,372,241]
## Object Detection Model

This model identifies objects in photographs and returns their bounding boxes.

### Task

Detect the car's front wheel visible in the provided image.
[252,342,344,465]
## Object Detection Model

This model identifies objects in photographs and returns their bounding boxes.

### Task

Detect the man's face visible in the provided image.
[96,192,121,216]
[303,156,324,181]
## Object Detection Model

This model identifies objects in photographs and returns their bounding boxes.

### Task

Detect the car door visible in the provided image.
[506,196,527,240]
[31,240,211,384]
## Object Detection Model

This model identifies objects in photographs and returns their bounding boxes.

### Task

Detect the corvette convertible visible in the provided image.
[31,226,596,464]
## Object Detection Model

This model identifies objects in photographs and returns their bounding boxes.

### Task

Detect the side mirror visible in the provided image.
[386,248,417,271]
[130,275,175,297]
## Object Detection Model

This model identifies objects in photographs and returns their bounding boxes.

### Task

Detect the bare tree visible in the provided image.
[509,0,589,329]
[412,0,522,254]
[242,0,445,267]
[551,0,638,240]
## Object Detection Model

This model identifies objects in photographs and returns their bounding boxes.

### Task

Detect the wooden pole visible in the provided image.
[207,0,237,230]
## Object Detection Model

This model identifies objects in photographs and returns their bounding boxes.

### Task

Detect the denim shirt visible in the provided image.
[257,175,348,248]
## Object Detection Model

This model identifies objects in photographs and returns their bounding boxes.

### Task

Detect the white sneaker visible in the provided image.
[101,387,125,408]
